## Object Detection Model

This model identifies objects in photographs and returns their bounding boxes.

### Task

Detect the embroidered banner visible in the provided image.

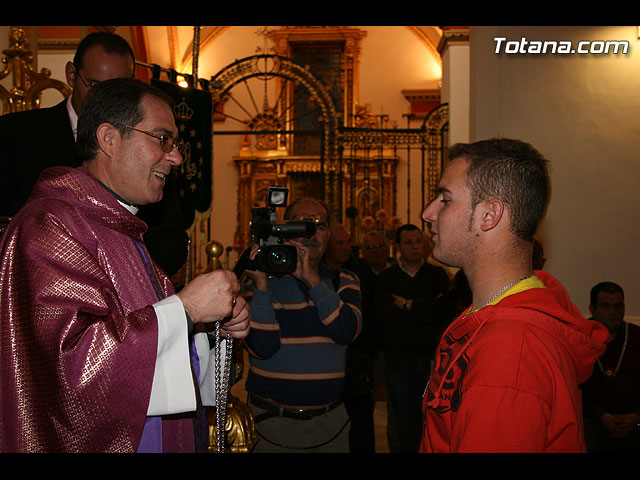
[150,79,212,229]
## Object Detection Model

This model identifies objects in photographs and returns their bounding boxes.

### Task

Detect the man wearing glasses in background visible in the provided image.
[0,31,188,277]
[243,197,362,453]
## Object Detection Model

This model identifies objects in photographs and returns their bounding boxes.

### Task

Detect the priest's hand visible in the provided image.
[220,294,250,339]
[177,269,240,324]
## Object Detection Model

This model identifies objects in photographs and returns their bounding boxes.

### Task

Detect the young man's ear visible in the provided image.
[479,198,504,232]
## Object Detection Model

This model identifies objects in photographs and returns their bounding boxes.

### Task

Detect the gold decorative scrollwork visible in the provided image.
[0,27,71,115]
[207,394,257,453]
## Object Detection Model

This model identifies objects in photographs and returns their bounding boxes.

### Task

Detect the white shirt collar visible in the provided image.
[118,200,139,216]
[66,96,78,139]
[398,257,424,278]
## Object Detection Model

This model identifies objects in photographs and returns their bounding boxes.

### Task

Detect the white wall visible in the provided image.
[469,26,640,320]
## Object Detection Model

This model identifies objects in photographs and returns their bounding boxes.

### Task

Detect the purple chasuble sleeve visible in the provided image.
[0,167,198,452]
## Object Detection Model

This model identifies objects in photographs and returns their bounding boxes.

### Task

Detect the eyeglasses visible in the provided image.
[73,64,100,89]
[288,215,328,231]
[365,243,385,250]
[314,221,328,231]
[126,126,185,155]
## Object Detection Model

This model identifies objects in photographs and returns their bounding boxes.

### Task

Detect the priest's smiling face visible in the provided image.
[108,94,183,206]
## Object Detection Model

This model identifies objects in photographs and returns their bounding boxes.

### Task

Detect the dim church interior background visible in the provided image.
[1,25,638,325]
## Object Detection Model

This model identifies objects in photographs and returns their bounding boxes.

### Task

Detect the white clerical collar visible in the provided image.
[118,200,139,215]
[66,96,78,140]
[95,178,139,215]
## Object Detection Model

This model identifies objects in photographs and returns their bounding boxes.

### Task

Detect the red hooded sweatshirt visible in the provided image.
[421,271,609,453]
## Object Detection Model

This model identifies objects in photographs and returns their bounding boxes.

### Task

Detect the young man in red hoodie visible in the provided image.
[420,138,609,453]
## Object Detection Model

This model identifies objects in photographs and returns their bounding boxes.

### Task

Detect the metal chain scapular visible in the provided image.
[214,320,233,453]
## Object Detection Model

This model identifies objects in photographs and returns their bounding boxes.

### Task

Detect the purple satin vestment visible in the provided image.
[0,167,196,452]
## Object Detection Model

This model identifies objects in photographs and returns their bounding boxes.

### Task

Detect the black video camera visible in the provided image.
[234,186,316,277]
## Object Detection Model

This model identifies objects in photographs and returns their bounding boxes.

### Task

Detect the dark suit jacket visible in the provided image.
[0,100,77,216]
[0,99,188,276]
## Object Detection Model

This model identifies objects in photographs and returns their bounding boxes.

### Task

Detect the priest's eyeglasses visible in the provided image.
[126,126,185,155]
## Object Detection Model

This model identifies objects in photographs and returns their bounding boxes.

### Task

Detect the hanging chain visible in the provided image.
[214,320,233,453]
[597,321,628,378]
[479,275,532,310]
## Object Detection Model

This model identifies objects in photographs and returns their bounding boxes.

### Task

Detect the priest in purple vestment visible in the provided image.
[0,78,250,453]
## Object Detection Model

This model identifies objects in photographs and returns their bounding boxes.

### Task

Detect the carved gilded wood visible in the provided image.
[0,27,71,115]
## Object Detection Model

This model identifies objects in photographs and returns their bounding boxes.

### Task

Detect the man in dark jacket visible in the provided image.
[0,31,187,276]
[375,223,451,453]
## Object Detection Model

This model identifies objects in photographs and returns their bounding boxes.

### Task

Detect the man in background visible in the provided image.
[581,281,640,452]
[323,223,353,273]
[0,31,187,277]
[244,197,362,453]
[375,223,451,452]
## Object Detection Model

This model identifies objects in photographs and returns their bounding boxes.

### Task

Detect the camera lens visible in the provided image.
[254,245,297,275]
[269,246,290,267]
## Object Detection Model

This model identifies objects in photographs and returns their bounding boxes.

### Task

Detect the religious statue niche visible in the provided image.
[221,28,451,256]
[288,42,344,156]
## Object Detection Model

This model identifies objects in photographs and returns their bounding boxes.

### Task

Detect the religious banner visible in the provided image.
[150,79,212,230]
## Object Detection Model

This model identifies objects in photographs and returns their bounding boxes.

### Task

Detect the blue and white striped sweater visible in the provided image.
[245,265,362,406]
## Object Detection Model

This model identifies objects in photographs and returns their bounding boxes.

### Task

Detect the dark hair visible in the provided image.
[76,78,174,162]
[590,281,624,307]
[395,223,421,243]
[284,197,331,225]
[449,138,551,242]
[73,32,135,73]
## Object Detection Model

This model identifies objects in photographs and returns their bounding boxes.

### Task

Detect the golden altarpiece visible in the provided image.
[219,27,402,252]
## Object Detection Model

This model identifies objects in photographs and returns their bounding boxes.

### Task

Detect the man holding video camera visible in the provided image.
[243,196,362,453]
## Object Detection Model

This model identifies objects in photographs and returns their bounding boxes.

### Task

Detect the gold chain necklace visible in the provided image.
[479,275,533,310]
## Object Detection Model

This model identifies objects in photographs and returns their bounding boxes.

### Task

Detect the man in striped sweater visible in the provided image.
[244,197,362,453]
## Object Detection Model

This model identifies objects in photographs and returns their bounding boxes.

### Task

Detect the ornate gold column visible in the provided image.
[0,27,71,115]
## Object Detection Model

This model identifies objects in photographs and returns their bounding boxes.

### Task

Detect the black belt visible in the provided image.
[249,393,342,422]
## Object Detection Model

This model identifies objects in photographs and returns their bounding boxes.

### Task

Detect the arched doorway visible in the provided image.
[207,54,341,253]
